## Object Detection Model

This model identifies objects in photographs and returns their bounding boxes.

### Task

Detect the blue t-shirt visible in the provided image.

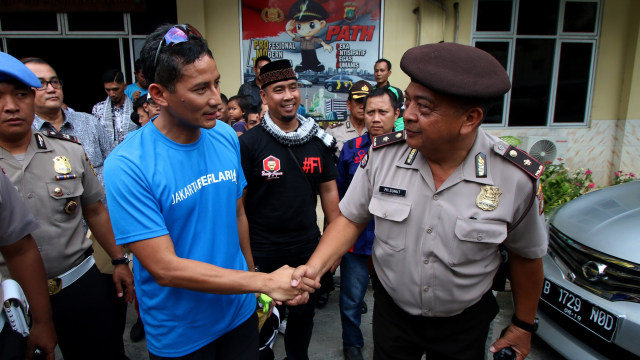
[125,82,149,101]
[104,121,255,357]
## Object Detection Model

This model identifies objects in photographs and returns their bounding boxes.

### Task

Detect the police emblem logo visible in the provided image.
[476,185,501,211]
[360,153,368,168]
[261,7,284,22]
[53,156,71,174]
[64,200,79,215]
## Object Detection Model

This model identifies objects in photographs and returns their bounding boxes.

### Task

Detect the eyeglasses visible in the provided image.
[37,78,63,91]
[153,24,203,67]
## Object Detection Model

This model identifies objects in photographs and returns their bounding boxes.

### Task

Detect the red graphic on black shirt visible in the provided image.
[261,155,283,179]
[302,157,322,173]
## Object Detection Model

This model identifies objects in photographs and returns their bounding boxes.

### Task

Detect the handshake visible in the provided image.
[261,264,324,306]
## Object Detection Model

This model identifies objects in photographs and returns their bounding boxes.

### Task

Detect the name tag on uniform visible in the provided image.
[379,186,406,197]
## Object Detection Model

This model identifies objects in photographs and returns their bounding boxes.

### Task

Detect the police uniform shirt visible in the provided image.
[340,128,548,317]
[326,119,367,158]
[0,132,104,278]
[0,170,39,247]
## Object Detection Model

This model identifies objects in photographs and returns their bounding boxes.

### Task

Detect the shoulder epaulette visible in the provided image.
[329,122,344,129]
[496,144,544,180]
[346,135,365,150]
[45,131,80,144]
[372,130,405,149]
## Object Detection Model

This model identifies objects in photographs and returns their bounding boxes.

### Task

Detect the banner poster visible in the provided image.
[240,0,383,121]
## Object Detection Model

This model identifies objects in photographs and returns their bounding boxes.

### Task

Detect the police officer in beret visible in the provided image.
[0,52,134,360]
[292,42,547,360]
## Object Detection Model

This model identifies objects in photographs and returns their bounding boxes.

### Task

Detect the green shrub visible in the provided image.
[539,163,594,215]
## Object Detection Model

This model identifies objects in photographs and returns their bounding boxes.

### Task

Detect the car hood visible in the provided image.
[550,181,640,264]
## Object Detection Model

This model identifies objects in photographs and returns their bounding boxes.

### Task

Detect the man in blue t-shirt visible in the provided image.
[104,24,314,359]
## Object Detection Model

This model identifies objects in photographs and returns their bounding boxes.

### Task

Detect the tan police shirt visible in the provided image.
[326,119,367,158]
[0,170,39,247]
[0,132,104,278]
[340,128,548,317]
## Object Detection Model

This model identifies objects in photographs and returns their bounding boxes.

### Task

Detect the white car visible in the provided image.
[537,181,640,359]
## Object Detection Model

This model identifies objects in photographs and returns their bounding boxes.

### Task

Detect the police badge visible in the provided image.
[476,185,501,211]
[53,156,71,174]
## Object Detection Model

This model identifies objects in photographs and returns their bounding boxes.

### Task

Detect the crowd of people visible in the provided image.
[0,20,548,360]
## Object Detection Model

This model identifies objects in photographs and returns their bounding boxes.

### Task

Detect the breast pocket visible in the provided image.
[451,217,506,266]
[368,195,411,252]
[47,180,84,222]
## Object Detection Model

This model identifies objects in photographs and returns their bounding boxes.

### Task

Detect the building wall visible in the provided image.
[177,0,640,186]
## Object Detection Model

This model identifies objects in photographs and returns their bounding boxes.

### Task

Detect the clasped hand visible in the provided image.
[265,265,321,306]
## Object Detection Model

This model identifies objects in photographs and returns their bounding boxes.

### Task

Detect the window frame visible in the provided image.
[472,0,601,128]
[0,12,148,83]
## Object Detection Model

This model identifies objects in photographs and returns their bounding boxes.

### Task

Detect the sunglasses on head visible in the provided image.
[153,24,203,67]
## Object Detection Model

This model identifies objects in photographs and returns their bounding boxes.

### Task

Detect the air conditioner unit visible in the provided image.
[518,136,569,165]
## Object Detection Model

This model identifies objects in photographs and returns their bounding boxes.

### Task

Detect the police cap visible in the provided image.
[400,42,511,99]
[349,80,371,100]
[289,0,329,22]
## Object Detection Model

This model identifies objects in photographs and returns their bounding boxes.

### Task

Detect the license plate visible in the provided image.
[540,278,619,342]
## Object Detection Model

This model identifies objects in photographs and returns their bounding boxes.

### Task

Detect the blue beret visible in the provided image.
[400,42,511,99]
[0,52,41,88]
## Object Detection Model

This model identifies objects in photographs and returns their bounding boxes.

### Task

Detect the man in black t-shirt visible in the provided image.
[239,59,340,360]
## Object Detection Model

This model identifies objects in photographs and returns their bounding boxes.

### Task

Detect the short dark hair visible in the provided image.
[450,96,493,124]
[140,24,213,92]
[375,58,392,71]
[254,56,271,68]
[365,87,400,111]
[20,57,49,67]
[228,95,250,115]
[101,69,125,84]
[132,95,148,112]
[134,59,143,72]
[220,93,228,105]
[245,104,261,120]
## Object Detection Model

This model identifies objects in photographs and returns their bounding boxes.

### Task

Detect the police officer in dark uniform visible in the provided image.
[293,43,548,360]
[0,52,134,360]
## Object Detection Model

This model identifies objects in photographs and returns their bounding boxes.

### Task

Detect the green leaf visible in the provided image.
[499,136,523,146]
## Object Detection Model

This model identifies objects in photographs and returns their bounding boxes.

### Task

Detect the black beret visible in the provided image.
[400,42,511,99]
[289,0,329,22]
[259,59,297,89]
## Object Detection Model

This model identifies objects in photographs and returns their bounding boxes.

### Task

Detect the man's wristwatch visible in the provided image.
[511,314,539,333]
[111,254,130,266]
